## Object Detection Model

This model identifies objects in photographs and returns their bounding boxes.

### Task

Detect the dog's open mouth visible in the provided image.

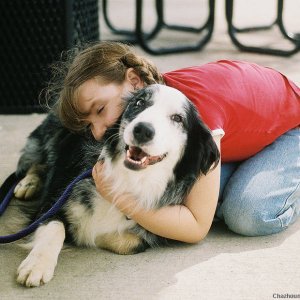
[124,145,167,170]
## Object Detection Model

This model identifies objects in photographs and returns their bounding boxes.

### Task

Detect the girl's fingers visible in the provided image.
[92,161,104,180]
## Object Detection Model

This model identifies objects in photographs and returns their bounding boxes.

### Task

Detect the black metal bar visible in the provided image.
[135,0,215,55]
[225,0,300,57]
[102,0,215,55]
[156,0,214,33]
[276,0,300,43]
[102,0,164,43]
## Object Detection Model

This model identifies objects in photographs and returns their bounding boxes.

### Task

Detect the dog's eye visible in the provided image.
[171,114,183,123]
[135,99,146,107]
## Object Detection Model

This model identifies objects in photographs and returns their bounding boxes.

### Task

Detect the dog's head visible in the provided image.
[108,84,220,179]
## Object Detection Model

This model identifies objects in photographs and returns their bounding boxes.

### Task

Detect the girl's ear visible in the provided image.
[125,68,144,90]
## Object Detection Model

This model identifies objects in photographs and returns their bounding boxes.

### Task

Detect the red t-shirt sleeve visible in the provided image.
[163,60,300,162]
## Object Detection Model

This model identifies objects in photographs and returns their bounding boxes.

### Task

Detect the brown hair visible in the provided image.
[47,41,164,132]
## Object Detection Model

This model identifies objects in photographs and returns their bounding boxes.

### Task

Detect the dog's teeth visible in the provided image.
[141,157,147,163]
[128,156,142,164]
[127,150,130,157]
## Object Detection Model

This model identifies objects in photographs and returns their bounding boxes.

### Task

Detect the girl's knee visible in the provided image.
[223,211,283,236]
[221,198,298,237]
[218,133,300,236]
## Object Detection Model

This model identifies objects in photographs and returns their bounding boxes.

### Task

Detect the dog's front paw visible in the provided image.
[17,252,56,287]
[14,174,41,200]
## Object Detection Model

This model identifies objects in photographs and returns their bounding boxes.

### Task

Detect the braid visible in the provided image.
[52,41,165,133]
[119,52,164,85]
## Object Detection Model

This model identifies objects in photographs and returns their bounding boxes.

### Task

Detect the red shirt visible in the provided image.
[163,60,300,162]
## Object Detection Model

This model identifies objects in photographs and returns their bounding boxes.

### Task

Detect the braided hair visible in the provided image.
[48,41,164,132]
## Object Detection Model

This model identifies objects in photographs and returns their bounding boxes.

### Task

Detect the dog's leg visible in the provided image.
[14,164,45,200]
[95,232,147,255]
[17,220,65,287]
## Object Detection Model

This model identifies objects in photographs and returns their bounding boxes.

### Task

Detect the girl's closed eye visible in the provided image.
[97,106,104,115]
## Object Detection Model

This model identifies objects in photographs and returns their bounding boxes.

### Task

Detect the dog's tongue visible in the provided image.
[128,146,148,162]
[125,146,167,170]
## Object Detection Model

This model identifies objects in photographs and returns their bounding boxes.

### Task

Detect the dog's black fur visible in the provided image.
[14,112,99,242]
[15,86,220,247]
[6,84,221,287]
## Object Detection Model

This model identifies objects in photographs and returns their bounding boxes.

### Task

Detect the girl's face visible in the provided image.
[77,78,132,140]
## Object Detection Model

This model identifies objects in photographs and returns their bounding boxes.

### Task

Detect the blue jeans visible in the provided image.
[216,128,300,236]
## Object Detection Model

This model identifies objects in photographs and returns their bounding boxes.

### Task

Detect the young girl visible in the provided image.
[52,41,300,243]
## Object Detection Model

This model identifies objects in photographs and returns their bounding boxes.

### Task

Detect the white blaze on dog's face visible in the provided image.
[121,84,189,171]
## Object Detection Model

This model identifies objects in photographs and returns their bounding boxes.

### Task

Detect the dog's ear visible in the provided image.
[174,102,220,182]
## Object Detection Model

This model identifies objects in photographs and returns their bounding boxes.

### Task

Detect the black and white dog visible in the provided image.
[10,84,219,287]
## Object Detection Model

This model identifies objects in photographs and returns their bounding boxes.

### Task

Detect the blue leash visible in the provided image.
[0,169,92,244]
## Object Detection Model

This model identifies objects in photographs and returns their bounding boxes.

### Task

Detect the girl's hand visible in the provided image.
[92,161,140,217]
[91,141,221,244]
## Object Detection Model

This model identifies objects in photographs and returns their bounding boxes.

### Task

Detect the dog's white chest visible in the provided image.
[106,157,173,210]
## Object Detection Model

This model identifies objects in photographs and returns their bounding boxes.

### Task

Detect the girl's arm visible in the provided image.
[93,135,222,244]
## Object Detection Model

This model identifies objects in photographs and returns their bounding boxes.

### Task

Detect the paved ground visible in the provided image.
[1,0,300,299]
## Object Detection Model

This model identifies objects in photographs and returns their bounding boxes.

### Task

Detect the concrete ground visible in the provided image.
[1,0,300,299]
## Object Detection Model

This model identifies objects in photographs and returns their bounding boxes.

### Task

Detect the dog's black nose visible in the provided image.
[133,122,155,144]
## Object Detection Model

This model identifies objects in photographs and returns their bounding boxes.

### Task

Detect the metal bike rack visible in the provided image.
[225,0,300,56]
[103,0,215,55]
